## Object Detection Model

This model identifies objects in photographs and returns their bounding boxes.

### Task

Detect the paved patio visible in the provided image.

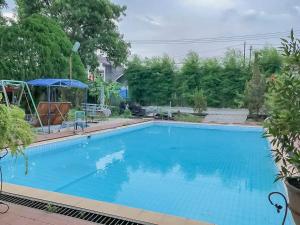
[35,118,152,143]
[0,203,93,225]
[203,108,249,124]
[144,106,250,124]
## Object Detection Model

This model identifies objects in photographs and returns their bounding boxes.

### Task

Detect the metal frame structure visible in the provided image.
[0,80,44,132]
[27,79,88,134]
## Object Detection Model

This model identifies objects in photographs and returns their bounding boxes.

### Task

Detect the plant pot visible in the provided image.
[285,177,300,225]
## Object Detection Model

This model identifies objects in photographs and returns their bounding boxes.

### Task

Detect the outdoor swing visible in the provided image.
[0,80,45,132]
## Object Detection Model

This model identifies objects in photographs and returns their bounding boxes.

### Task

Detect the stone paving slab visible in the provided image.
[203,108,249,124]
[203,114,248,124]
[35,118,152,143]
[0,203,93,225]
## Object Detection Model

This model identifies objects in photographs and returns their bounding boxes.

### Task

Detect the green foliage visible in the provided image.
[193,89,207,114]
[175,52,203,106]
[264,30,300,181]
[16,0,130,68]
[89,77,105,102]
[0,0,6,25]
[125,48,282,108]
[88,77,121,106]
[126,50,251,108]
[16,0,49,18]
[0,105,34,172]
[125,55,175,105]
[0,14,86,81]
[256,46,283,76]
[122,108,132,118]
[45,203,58,213]
[244,58,266,115]
[175,50,250,107]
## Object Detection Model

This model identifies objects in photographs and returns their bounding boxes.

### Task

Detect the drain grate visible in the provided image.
[0,192,153,225]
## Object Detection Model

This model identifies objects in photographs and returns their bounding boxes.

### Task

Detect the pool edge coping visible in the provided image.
[30,120,263,148]
[2,182,214,225]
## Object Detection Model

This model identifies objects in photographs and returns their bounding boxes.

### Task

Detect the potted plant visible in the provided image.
[264,30,300,225]
[0,105,34,173]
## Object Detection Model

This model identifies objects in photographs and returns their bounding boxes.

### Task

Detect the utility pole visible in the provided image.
[69,53,73,80]
[70,41,80,80]
[249,45,253,67]
[243,41,246,66]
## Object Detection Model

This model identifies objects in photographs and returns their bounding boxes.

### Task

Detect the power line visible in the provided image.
[168,44,243,60]
[132,30,298,42]
[134,41,283,63]
[128,29,300,45]
[243,42,246,66]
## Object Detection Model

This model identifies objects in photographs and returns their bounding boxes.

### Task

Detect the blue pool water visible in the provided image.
[2,122,292,225]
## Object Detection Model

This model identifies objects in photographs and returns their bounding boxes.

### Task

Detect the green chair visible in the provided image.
[74,111,86,131]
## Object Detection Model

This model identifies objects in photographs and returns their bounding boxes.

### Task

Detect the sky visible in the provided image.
[3,0,300,63]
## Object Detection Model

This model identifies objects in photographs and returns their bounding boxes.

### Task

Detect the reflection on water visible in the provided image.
[96,150,124,171]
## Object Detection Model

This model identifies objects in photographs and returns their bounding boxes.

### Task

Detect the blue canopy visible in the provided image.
[27,79,88,89]
[119,86,128,99]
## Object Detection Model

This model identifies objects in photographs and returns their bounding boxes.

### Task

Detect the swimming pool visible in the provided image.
[2,122,292,225]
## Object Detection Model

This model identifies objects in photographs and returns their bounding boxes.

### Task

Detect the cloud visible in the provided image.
[294,6,300,15]
[136,15,163,27]
[243,9,266,17]
[2,11,16,20]
[182,0,235,10]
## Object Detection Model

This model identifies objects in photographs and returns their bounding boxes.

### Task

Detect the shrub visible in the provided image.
[193,89,207,114]
[122,108,132,118]
[244,59,266,116]
[0,105,35,173]
[264,30,300,181]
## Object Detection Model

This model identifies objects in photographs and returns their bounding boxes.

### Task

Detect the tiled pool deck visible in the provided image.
[1,119,219,225]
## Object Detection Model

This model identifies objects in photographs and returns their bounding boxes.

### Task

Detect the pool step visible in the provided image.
[0,192,154,225]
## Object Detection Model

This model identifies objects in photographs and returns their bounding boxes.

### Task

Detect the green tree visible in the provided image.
[146,56,175,105]
[178,50,250,108]
[89,77,121,106]
[16,0,130,68]
[16,0,50,18]
[176,52,202,106]
[199,58,222,107]
[264,30,300,181]
[124,56,146,104]
[220,49,250,108]
[125,55,175,105]
[256,46,282,76]
[193,89,207,114]
[0,0,6,25]
[0,14,86,81]
[244,57,266,116]
[124,48,280,109]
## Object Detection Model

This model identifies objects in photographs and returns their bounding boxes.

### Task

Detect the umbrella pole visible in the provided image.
[47,86,51,134]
